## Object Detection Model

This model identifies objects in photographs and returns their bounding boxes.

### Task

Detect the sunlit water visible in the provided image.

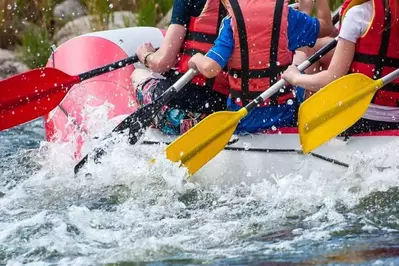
[1,118,399,266]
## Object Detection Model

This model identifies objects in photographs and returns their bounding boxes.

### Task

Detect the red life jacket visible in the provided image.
[223,0,294,106]
[175,0,229,96]
[339,0,353,29]
[342,0,399,107]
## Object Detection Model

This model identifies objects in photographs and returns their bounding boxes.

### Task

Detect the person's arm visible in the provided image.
[188,16,234,78]
[136,0,191,73]
[316,0,333,37]
[298,0,313,15]
[188,53,222,78]
[136,25,186,73]
[283,3,366,91]
[282,38,355,91]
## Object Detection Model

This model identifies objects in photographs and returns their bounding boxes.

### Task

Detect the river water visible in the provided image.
[1,118,399,265]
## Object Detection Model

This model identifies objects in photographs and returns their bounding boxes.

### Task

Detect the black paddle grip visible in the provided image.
[78,55,139,81]
[307,38,338,65]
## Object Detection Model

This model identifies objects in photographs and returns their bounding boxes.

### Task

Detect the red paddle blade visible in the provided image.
[0,67,80,130]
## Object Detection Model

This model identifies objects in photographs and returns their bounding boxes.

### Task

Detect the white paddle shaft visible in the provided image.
[382,68,399,86]
[250,37,339,108]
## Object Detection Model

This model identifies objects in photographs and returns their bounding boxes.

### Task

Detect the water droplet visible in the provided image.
[243,142,250,150]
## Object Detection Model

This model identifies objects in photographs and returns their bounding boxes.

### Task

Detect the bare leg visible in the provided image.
[131,68,155,91]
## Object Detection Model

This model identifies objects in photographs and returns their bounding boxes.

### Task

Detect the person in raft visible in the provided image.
[187,0,333,134]
[132,0,230,135]
[282,0,399,135]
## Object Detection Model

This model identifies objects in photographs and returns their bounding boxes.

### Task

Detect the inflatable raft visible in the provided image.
[44,27,399,185]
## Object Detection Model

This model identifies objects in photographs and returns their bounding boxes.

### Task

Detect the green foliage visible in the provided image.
[15,25,52,69]
[137,0,173,26]
[81,0,113,30]
[330,0,345,10]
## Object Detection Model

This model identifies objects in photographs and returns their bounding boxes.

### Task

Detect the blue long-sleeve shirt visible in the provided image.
[206,7,320,68]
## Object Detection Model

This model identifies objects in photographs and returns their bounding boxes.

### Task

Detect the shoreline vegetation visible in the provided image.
[0,0,343,71]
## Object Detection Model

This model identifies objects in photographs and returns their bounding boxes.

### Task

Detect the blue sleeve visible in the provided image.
[205,16,234,68]
[287,8,320,51]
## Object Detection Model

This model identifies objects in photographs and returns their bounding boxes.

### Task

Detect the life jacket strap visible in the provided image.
[229,85,295,106]
[227,0,286,105]
[228,65,289,79]
[185,32,218,44]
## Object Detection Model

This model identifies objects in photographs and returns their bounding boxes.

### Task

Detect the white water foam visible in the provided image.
[2,106,399,265]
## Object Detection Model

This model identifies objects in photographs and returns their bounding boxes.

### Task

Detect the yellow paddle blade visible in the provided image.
[299,73,384,154]
[166,108,248,176]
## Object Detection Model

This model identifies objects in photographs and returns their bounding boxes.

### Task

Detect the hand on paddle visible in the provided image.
[281,65,302,85]
[136,43,156,63]
[188,53,221,79]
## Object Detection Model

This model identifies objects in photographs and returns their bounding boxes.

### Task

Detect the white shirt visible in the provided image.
[339,1,373,44]
[338,1,399,122]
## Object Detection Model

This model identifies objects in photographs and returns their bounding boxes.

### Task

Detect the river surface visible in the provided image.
[1,118,399,266]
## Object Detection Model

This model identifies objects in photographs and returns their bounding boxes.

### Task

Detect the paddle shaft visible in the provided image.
[163,68,197,96]
[382,68,399,85]
[113,68,197,133]
[74,68,197,174]
[177,38,339,165]
[244,37,339,112]
[78,55,139,81]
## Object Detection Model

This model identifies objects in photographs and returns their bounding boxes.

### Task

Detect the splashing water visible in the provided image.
[1,114,399,265]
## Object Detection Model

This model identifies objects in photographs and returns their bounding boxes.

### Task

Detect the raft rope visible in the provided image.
[141,140,350,168]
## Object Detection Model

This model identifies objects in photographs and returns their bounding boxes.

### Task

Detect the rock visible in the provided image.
[54,11,137,45]
[54,0,88,22]
[0,49,29,80]
[157,8,172,29]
